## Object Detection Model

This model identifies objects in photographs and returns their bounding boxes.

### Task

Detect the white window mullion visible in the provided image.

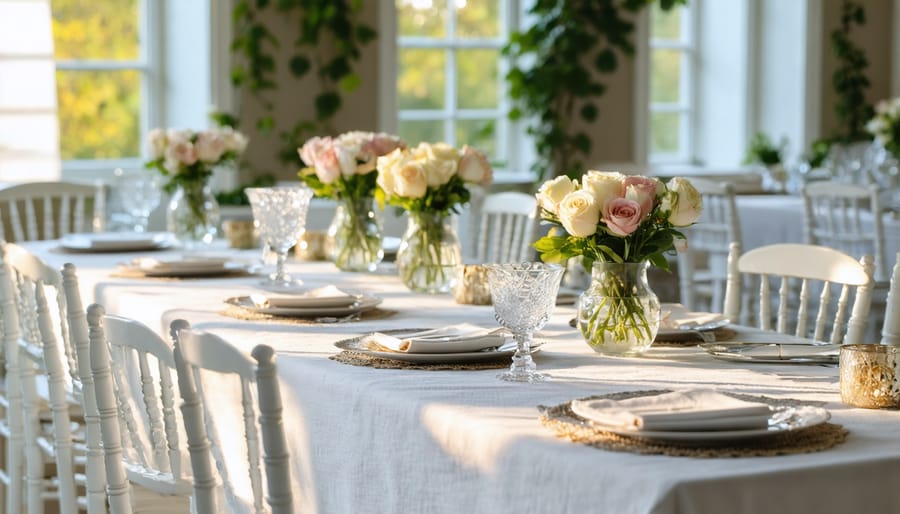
[445,3,457,146]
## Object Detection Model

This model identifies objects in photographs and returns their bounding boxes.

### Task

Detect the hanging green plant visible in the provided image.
[230,0,377,168]
[830,0,873,142]
[504,0,684,182]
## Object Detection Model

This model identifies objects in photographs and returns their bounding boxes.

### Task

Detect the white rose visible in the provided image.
[164,138,197,170]
[665,177,703,226]
[557,190,600,237]
[194,131,228,163]
[417,142,459,187]
[582,170,625,211]
[535,175,575,215]
[457,145,492,185]
[376,148,407,196]
[334,142,359,177]
[394,160,427,199]
[148,128,167,159]
[220,127,248,154]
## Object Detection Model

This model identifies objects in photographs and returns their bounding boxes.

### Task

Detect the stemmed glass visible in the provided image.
[245,186,313,288]
[114,168,161,232]
[485,262,565,383]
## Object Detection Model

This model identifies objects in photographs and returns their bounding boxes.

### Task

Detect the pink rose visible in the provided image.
[366,133,406,157]
[194,131,228,163]
[165,138,197,167]
[313,144,342,184]
[299,136,331,167]
[602,198,643,236]
[622,176,659,218]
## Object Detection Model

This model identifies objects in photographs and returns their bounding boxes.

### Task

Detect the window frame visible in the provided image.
[55,0,161,180]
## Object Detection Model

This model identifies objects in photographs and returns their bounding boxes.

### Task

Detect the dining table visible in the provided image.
[20,238,900,514]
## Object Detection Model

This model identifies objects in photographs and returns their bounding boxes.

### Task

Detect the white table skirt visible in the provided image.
[22,241,900,514]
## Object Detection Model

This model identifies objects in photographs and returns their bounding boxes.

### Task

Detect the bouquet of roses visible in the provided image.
[866,97,900,157]
[298,131,406,271]
[146,127,247,193]
[375,142,492,292]
[533,170,702,351]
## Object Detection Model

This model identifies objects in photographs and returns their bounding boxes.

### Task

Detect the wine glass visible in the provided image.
[485,262,564,383]
[114,168,161,232]
[245,186,313,288]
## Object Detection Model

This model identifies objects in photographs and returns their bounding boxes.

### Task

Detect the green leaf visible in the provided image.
[289,55,310,77]
[357,25,377,43]
[315,92,342,120]
[256,116,275,134]
[339,73,362,93]
[580,103,598,122]
[595,48,617,73]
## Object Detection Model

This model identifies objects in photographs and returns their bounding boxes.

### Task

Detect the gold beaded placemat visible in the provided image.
[218,305,398,324]
[329,350,511,370]
[539,390,847,458]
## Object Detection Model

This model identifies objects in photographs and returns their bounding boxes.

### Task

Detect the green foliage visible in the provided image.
[231,1,376,168]
[804,139,832,168]
[830,0,874,142]
[743,133,787,166]
[504,0,684,182]
[376,176,472,218]
[298,167,377,201]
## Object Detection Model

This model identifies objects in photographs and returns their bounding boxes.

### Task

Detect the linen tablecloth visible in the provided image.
[23,240,900,514]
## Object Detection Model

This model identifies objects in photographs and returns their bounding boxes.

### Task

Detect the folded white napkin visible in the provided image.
[570,389,773,432]
[360,325,508,354]
[249,285,358,309]
[660,304,729,330]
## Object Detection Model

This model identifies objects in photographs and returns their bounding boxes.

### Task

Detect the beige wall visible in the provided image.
[236,1,895,181]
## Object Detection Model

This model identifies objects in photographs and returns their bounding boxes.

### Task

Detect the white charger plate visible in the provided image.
[60,232,175,252]
[574,405,830,443]
[333,328,542,364]
[226,294,381,317]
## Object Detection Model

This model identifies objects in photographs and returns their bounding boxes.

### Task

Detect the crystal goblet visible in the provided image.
[245,186,313,288]
[114,168,161,232]
[485,262,564,383]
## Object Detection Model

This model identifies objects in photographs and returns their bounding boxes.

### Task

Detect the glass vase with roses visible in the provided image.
[299,132,406,272]
[145,127,247,247]
[376,142,493,293]
[534,171,702,355]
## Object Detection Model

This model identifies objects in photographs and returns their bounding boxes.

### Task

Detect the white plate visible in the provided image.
[60,232,175,252]
[123,258,252,277]
[226,294,382,317]
[333,328,542,364]
[700,342,840,365]
[574,405,830,443]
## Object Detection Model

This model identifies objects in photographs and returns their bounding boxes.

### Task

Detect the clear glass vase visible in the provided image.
[327,196,383,272]
[167,180,220,249]
[577,261,661,356]
[396,211,462,293]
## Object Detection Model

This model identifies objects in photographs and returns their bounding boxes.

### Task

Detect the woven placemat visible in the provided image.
[539,389,847,458]
[110,269,254,281]
[329,350,511,370]
[219,305,397,324]
[653,327,737,347]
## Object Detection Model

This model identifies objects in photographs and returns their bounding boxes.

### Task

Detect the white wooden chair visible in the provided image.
[723,242,874,344]
[880,252,900,346]
[170,320,293,514]
[86,304,192,514]
[0,181,106,242]
[471,192,539,263]
[677,178,742,311]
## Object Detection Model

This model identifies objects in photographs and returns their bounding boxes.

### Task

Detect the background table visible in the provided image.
[23,240,900,514]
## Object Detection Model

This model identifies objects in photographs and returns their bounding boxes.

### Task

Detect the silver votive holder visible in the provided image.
[453,264,492,305]
[839,344,900,409]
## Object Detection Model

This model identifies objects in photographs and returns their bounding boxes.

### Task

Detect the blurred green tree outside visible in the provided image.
[51,0,141,160]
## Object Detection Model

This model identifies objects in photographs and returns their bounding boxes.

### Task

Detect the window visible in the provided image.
[395,0,512,167]
[648,2,695,164]
[50,0,157,172]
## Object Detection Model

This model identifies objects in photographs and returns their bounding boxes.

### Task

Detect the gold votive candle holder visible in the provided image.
[222,219,258,249]
[296,231,328,261]
[839,344,900,409]
[453,264,492,305]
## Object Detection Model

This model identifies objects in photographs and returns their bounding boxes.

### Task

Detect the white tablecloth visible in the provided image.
[23,241,900,514]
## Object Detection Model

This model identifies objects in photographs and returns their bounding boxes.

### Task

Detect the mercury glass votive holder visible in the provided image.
[839,344,900,409]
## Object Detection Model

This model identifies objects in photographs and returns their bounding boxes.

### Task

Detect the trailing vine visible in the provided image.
[830,0,873,142]
[504,0,683,181]
[230,0,377,168]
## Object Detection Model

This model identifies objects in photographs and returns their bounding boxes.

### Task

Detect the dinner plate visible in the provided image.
[226,294,381,317]
[60,232,175,252]
[700,342,840,365]
[333,328,542,364]
[122,258,253,278]
[574,405,830,443]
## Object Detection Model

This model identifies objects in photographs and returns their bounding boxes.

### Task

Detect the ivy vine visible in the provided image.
[504,0,683,181]
[830,0,873,142]
[230,0,377,168]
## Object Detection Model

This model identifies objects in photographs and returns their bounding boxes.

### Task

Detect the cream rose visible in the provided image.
[195,131,228,163]
[335,143,359,177]
[582,170,625,212]
[535,176,575,215]
[148,128,167,159]
[602,198,642,237]
[415,142,459,187]
[666,177,703,226]
[165,138,197,169]
[457,145,492,185]
[623,176,660,219]
[376,148,406,195]
[393,160,427,199]
[558,190,600,237]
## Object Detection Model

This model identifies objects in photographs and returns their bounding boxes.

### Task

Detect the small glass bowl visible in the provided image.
[839,344,900,409]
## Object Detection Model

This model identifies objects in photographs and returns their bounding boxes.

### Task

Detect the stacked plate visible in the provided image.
[226,285,381,318]
[333,326,538,364]
[60,232,175,253]
[118,256,252,278]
